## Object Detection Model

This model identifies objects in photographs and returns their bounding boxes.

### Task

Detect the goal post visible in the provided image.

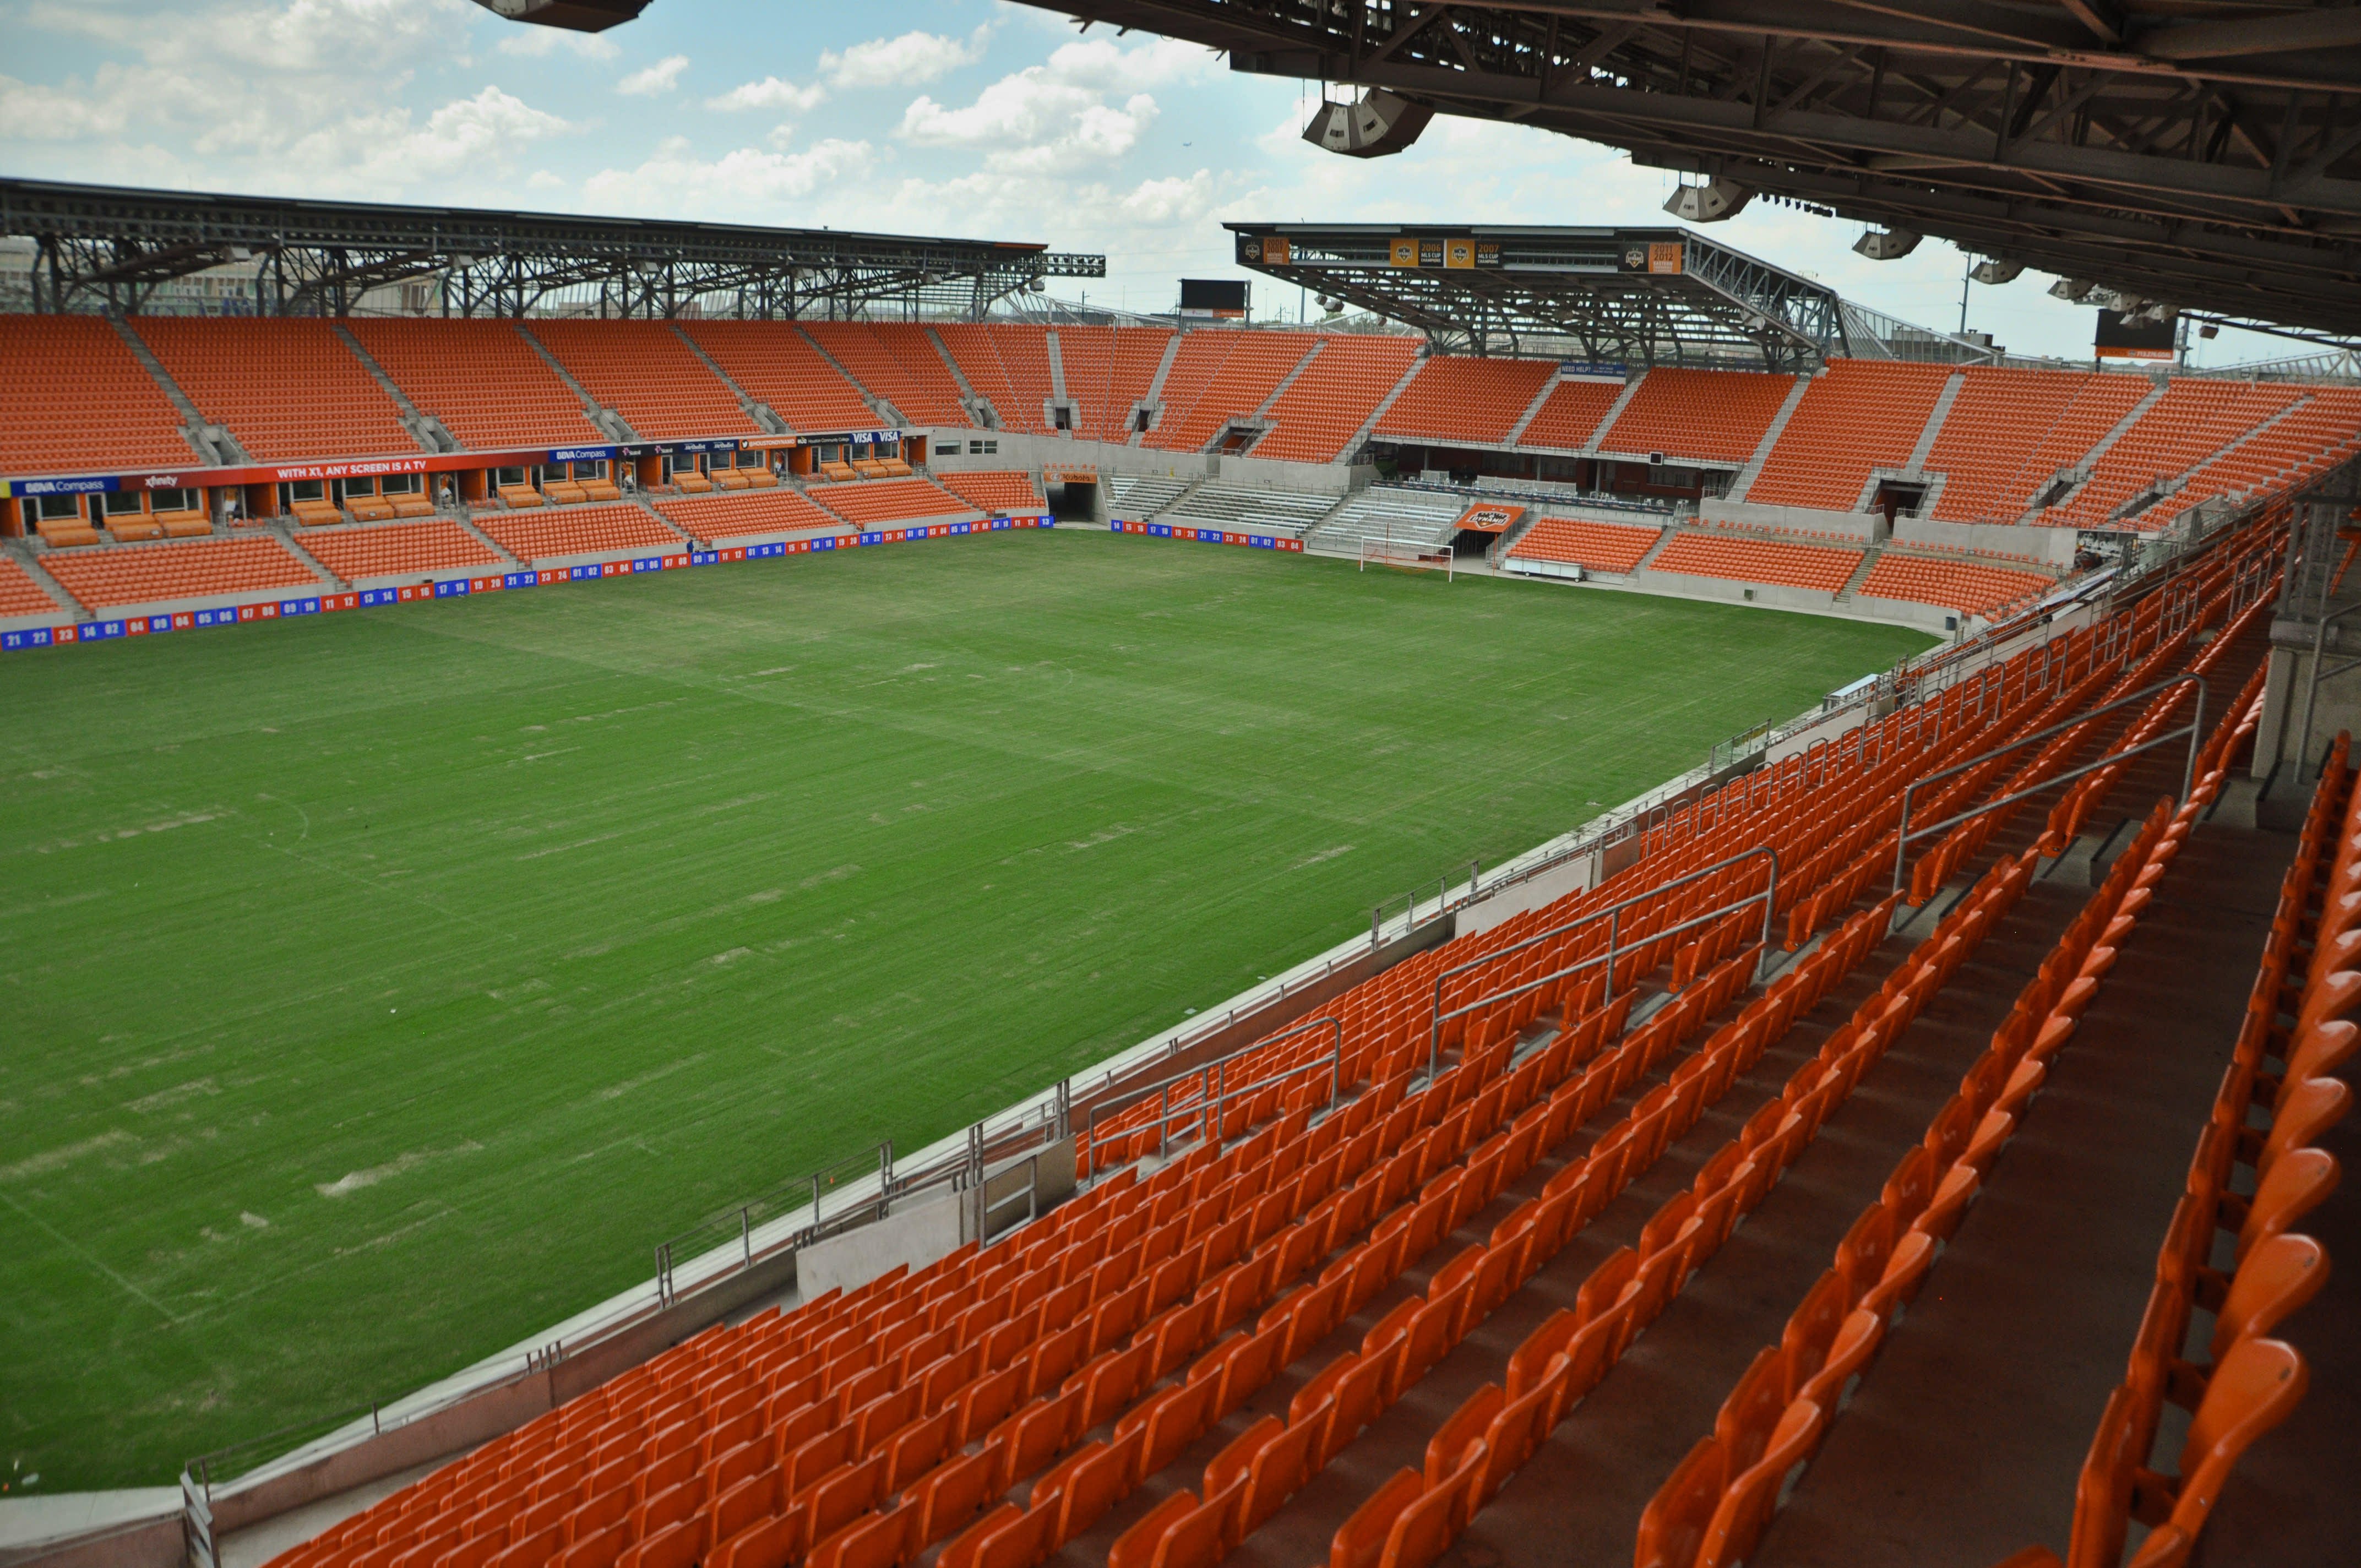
[1359,536,1454,580]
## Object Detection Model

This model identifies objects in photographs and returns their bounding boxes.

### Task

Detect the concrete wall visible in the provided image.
[1621,566,1956,634]
[1456,854,1597,937]
[1699,499,1880,540]
[798,1189,966,1299]
[1892,514,2079,567]
[918,428,1366,498]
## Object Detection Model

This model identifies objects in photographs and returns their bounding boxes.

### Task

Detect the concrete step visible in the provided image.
[670,324,788,434]
[335,324,454,454]
[517,324,639,444]
[1725,374,1812,502]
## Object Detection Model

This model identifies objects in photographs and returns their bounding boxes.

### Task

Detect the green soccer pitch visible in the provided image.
[0,529,1932,1488]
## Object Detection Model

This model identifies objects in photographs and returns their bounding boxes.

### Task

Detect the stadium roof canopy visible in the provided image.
[1016,1,2361,339]
[0,178,1106,320]
[1228,221,1989,368]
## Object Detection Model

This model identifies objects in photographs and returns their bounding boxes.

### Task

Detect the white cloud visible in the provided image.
[618,55,689,96]
[819,26,991,90]
[894,34,1215,176]
[497,29,621,61]
[581,135,875,210]
[527,168,568,189]
[283,85,576,189]
[708,76,828,114]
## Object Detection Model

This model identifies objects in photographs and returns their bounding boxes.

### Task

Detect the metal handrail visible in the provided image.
[1371,859,1480,950]
[1424,846,1778,1077]
[1891,675,2208,897]
[1079,1015,1342,1164]
[2295,600,2361,782]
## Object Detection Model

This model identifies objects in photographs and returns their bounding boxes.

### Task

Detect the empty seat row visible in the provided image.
[134,318,420,463]
[1649,535,1862,594]
[804,478,972,527]
[654,491,844,545]
[475,504,682,564]
[1147,334,1321,455]
[299,520,506,582]
[934,472,1046,516]
[1504,518,1663,575]
[1252,337,1423,465]
[1597,369,1797,466]
[41,535,321,609]
[0,315,203,473]
[1375,358,1556,448]
[1856,556,2053,618]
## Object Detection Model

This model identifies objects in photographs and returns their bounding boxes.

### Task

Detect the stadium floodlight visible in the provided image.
[1852,227,1922,260]
[2098,288,2146,314]
[2199,322,2221,339]
[1969,257,2024,285]
[2131,301,2179,325]
[633,258,663,276]
[1661,178,1753,223]
[470,0,651,32]
[2049,278,2097,302]
[447,252,475,269]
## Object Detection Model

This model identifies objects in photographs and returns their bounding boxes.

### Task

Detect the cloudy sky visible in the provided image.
[0,0,2292,366]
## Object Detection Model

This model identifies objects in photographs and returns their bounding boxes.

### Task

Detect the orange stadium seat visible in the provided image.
[935,471,1045,516]
[1145,331,1320,453]
[2159,389,2361,526]
[1252,336,1422,464]
[1598,368,1798,465]
[42,535,320,609]
[474,503,681,563]
[1746,361,1954,513]
[525,322,759,442]
[1854,555,2052,617]
[2041,379,2304,529]
[1649,532,1863,591]
[0,315,203,474]
[653,490,843,544]
[799,324,973,429]
[937,324,1058,436]
[258,514,2306,1568]
[1513,380,1623,453]
[134,318,418,462]
[806,477,972,527]
[349,319,605,451]
[0,556,64,618]
[1923,366,2145,526]
[676,322,880,435]
[1504,517,1664,574]
[1375,357,1556,446]
[1056,325,1173,443]
[296,520,506,582]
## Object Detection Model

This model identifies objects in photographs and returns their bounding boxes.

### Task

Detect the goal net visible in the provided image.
[1359,536,1455,580]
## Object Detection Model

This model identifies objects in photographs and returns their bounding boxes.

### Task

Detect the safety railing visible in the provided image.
[1424,847,1779,1077]
[2295,601,2361,783]
[1890,674,2208,899]
[1077,1015,1343,1170]
[1370,858,1481,949]
[653,1140,894,1309]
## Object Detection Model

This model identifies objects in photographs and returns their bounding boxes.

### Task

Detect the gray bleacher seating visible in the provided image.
[1305,486,1469,554]
[1163,483,1341,540]
[1105,475,1194,518]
